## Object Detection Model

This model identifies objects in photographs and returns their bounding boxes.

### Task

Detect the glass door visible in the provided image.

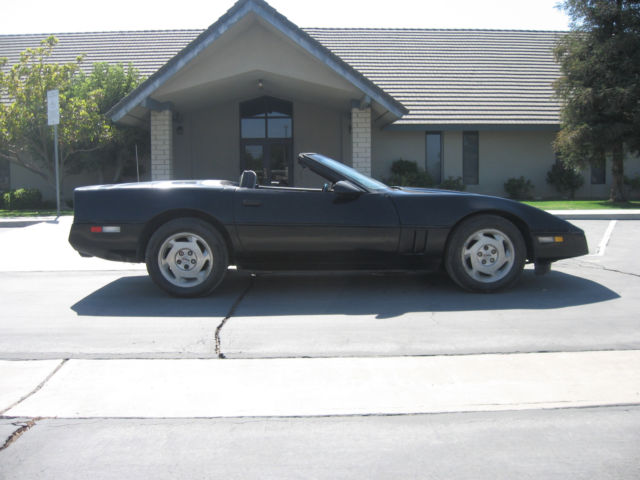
[240,96,293,186]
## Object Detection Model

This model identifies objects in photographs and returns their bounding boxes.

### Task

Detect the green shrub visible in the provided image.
[504,176,534,200]
[624,174,640,191]
[385,159,433,187]
[0,192,4,209]
[2,188,43,210]
[439,176,466,191]
[546,163,584,200]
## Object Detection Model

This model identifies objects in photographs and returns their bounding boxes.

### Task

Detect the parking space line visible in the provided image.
[594,220,617,257]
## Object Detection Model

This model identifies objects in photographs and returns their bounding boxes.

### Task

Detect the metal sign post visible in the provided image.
[47,89,60,216]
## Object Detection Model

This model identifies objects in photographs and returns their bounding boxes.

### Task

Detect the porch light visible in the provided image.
[258,79,263,89]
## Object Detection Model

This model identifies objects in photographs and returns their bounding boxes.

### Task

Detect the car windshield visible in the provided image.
[306,154,389,192]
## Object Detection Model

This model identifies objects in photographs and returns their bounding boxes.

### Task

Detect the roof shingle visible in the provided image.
[0,28,565,125]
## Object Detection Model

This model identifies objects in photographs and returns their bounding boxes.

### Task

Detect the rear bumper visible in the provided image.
[68,222,145,263]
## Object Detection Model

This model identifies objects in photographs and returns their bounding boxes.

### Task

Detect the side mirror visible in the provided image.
[333,180,363,199]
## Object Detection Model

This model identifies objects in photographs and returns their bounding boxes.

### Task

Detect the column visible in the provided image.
[150,109,174,181]
[351,106,372,176]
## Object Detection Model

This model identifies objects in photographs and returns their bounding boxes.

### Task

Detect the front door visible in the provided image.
[240,96,293,186]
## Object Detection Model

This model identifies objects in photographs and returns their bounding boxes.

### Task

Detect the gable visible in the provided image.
[106,0,407,125]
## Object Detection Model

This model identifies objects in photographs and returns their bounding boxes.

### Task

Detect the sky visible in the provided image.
[3,0,571,34]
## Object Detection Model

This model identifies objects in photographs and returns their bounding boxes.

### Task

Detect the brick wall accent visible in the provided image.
[351,106,372,176]
[150,109,174,180]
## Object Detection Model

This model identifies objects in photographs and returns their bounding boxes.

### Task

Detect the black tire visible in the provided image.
[444,214,526,293]
[145,218,229,297]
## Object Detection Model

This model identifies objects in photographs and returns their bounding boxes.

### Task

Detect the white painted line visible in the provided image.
[596,220,617,256]
[6,351,640,418]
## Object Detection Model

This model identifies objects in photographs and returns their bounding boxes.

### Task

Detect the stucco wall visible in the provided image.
[371,129,425,182]
[173,101,239,182]
[371,128,640,198]
[9,161,106,203]
[468,130,557,198]
[293,100,347,187]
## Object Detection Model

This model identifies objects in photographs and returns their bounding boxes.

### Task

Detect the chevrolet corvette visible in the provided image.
[69,153,588,296]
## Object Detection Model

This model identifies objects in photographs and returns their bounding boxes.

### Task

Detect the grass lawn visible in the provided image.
[523,200,640,210]
[0,209,73,218]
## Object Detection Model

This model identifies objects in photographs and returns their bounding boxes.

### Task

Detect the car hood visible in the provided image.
[389,187,583,233]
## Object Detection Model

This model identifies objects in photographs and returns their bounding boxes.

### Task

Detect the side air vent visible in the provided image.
[399,228,428,254]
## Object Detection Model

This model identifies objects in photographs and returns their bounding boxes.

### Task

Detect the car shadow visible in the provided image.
[71,268,619,318]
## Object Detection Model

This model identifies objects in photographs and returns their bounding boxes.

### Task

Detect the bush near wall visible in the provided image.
[624,175,640,198]
[385,159,434,187]
[546,163,584,200]
[439,176,466,191]
[504,176,535,200]
[2,188,43,210]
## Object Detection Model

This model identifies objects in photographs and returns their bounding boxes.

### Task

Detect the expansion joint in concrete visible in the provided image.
[214,276,255,359]
[575,261,640,279]
[0,359,68,416]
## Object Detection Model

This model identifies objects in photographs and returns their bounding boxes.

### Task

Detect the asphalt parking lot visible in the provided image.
[0,217,638,359]
[1,215,639,479]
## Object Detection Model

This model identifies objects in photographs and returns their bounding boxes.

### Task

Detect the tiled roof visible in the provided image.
[0,30,201,77]
[0,28,564,126]
[306,28,564,126]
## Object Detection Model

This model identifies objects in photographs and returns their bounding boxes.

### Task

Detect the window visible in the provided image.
[591,158,606,185]
[0,159,9,191]
[240,97,292,140]
[463,131,479,185]
[425,132,442,184]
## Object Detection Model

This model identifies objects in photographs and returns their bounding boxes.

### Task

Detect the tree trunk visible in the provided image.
[610,143,626,202]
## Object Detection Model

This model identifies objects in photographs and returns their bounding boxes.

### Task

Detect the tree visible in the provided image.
[67,63,148,184]
[0,36,146,197]
[554,0,640,202]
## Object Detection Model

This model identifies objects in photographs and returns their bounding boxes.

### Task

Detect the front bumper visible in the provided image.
[533,230,589,261]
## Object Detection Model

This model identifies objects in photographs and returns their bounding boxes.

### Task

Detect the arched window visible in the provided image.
[240,96,293,185]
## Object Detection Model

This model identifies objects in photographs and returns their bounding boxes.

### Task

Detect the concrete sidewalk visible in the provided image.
[0,216,143,272]
[2,350,639,418]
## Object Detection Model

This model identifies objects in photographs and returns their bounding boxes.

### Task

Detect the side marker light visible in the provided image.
[538,236,564,244]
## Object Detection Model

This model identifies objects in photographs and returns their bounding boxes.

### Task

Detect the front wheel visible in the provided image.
[445,215,526,292]
[145,218,228,297]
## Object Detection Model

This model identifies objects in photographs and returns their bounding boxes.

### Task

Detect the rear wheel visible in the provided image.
[445,215,526,292]
[145,218,228,297]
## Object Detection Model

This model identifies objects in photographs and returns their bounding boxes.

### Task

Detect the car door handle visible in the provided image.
[242,200,262,207]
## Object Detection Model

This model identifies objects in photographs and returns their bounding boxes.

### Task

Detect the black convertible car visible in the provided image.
[69,153,588,296]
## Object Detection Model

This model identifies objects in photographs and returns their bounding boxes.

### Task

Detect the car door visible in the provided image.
[233,186,400,268]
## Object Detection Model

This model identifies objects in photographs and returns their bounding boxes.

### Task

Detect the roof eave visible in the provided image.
[384,122,560,132]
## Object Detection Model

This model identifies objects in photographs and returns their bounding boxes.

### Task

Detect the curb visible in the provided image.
[0,217,64,228]
[548,210,640,220]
